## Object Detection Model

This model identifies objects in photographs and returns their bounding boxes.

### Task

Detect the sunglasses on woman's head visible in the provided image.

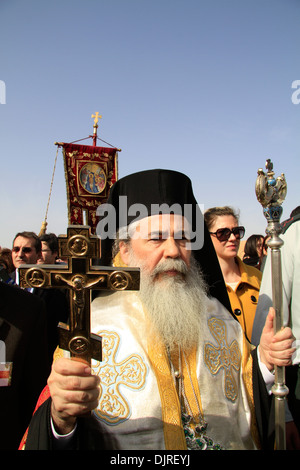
[209,226,245,242]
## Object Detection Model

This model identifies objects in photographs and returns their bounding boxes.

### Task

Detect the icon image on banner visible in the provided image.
[79,163,106,194]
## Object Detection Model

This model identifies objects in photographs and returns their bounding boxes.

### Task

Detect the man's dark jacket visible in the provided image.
[0,282,50,449]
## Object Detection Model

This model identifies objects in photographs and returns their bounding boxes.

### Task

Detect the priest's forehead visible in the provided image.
[129,214,191,240]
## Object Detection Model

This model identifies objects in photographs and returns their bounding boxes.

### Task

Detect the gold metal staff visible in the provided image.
[255,159,288,450]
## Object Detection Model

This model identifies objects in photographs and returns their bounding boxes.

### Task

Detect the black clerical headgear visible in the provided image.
[97,169,231,312]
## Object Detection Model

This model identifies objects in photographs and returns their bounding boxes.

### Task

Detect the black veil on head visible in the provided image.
[97,169,232,313]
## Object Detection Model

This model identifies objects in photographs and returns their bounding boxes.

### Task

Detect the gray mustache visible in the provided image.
[152,259,188,277]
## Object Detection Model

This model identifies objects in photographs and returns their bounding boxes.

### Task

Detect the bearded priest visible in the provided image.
[21,169,295,451]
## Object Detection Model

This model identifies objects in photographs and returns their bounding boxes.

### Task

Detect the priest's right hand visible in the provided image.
[48,357,100,435]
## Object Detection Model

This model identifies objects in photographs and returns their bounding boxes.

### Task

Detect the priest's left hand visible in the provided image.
[259,307,295,371]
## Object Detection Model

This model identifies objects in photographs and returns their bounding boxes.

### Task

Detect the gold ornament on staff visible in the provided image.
[255,158,288,450]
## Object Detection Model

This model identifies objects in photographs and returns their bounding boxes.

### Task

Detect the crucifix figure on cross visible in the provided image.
[18,226,140,364]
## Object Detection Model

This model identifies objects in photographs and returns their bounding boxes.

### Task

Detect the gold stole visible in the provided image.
[147,329,260,450]
[147,334,203,450]
[241,335,261,449]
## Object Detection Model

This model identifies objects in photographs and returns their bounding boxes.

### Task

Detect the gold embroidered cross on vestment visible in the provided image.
[204,318,241,402]
[93,330,147,425]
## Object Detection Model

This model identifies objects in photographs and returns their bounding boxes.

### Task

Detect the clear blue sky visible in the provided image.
[0,0,299,248]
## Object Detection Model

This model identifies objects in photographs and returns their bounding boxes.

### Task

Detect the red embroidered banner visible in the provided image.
[62,143,118,234]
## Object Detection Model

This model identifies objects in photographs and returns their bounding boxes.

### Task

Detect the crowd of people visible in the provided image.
[0,232,69,449]
[0,170,298,452]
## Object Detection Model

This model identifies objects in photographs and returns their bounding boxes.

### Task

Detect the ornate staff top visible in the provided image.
[255,158,287,226]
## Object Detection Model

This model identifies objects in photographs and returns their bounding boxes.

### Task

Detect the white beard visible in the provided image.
[128,251,209,353]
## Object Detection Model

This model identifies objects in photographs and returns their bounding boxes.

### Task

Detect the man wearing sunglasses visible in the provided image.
[12,232,42,280]
[11,231,69,368]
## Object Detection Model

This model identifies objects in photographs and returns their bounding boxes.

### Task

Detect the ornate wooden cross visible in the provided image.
[18,226,140,364]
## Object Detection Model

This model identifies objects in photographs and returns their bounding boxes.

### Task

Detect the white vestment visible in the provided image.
[86,290,258,450]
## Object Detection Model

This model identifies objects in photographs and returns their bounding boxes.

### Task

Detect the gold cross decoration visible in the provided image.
[92,112,102,125]
[18,226,140,364]
[91,112,102,145]
[204,318,241,402]
[93,330,147,425]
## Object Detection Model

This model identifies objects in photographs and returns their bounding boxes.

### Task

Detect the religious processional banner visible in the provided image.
[62,143,118,234]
